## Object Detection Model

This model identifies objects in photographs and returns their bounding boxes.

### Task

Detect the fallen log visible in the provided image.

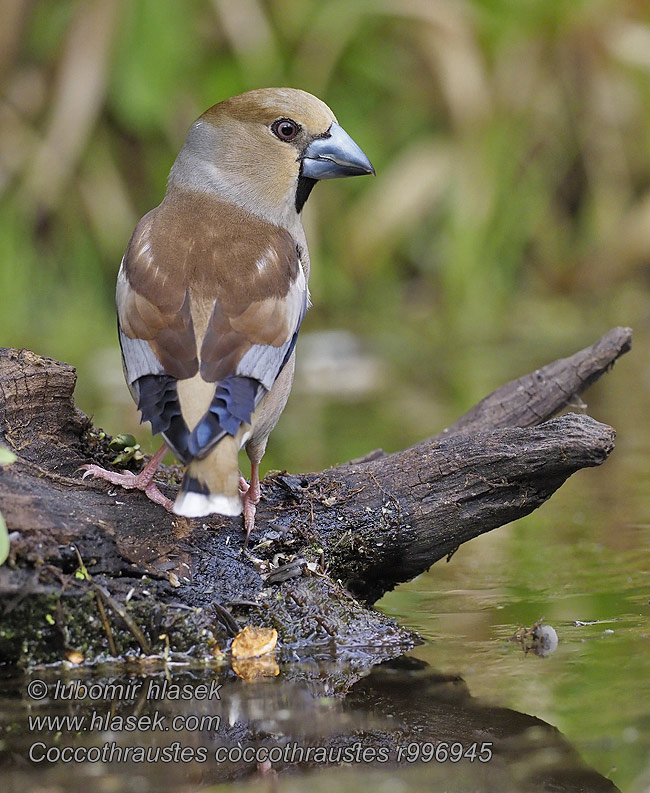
[0,328,631,667]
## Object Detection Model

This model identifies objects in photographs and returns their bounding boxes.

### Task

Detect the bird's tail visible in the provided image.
[173,435,242,517]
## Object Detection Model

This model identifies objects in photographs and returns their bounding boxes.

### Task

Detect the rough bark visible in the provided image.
[0,328,631,666]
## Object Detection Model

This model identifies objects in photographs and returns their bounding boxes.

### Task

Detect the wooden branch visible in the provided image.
[0,329,631,665]
[441,326,631,437]
[288,413,614,603]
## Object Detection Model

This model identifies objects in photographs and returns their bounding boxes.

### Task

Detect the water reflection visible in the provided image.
[0,657,619,793]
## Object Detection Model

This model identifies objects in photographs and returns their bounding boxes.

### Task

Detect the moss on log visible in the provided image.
[0,329,631,667]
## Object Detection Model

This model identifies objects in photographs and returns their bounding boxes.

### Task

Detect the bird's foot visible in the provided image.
[239,474,261,548]
[80,444,173,512]
[81,465,174,511]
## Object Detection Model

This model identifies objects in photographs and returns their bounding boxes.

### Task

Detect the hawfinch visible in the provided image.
[82,87,374,542]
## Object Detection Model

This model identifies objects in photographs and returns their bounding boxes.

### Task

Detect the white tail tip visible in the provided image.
[173,491,242,518]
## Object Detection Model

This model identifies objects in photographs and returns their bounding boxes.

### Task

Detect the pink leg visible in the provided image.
[80,444,173,511]
[257,758,276,778]
[238,461,261,548]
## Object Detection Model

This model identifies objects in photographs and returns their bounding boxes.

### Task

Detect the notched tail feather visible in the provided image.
[137,372,273,519]
[173,437,242,518]
[173,476,242,518]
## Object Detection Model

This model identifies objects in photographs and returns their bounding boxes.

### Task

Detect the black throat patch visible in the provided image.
[295,174,317,213]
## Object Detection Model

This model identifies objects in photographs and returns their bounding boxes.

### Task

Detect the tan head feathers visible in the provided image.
[201,87,337,132]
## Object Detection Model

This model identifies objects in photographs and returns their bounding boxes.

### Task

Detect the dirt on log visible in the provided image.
[0,327,631,668]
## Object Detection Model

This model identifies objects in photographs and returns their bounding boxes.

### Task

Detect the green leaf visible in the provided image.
[0,449,13,566]
[112,445,143,466]
[0,511,9,566]
[0,446,16,465]
[109,434,137,451]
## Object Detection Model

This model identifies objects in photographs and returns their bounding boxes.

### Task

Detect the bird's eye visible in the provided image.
[271,118,300,142]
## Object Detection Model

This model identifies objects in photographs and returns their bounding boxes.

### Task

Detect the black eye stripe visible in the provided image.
[271,118,300,142]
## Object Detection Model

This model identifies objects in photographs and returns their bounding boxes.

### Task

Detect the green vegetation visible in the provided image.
[3,0,650,465]
[0,446,16,565]
[1,6,650,785]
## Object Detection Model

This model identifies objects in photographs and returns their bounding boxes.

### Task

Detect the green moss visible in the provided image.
[0,591,227,668]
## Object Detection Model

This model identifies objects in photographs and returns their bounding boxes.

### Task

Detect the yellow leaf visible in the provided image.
[231,625,277,659]
[65,650,85,665]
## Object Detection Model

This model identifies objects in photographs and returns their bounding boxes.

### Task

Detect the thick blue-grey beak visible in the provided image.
[301,122,375,180]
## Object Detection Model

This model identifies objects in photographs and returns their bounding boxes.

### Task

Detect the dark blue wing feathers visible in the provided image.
[187,293,307,459]
[128,263,307,461]
[136,374,191,463]
[188,375,259,459]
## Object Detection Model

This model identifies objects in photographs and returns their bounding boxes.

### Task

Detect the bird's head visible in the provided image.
[169,88,374,226]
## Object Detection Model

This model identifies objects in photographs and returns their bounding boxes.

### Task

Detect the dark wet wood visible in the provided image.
[0,328,631,665]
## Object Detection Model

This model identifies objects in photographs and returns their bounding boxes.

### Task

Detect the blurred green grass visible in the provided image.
[1,0,650,471]
[2,5,650,789]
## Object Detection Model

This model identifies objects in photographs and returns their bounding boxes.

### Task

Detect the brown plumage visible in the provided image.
[82,87,374,542]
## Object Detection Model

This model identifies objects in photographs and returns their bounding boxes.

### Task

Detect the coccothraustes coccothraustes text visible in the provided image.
[82,87,374,543]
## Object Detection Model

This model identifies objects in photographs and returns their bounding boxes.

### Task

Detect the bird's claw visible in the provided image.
[79,458,173,512]
[79,463,137,487]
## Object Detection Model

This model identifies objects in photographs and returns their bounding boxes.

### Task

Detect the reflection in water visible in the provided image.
[510,620,559,657]
[0,657,619,793]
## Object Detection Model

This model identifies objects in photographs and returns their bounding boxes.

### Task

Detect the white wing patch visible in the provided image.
[255,246,276,274]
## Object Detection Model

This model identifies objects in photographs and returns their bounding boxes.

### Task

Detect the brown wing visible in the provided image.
[116,188,307,458]
[118,189,304,385]
[117,210,198,383]
[199,230,306,385]
[186,205,307,458]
